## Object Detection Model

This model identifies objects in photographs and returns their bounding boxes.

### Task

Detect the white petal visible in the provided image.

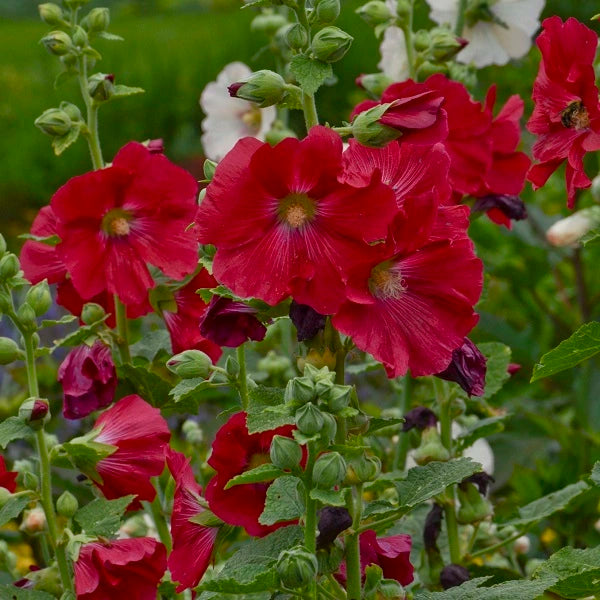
[378,26,410,82]
[464,438,495,474]
[491,23,533,59]
[458,22,510,66]
[426,0,459,11]
[493,0,544,35]
[257,106,277,140]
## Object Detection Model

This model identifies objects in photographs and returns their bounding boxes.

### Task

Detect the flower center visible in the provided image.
[369,262,406,299]
[561,101,590,130]
[242,106,262,134]
[278,193,316,229]
[102,209,132,237]
[248,453,270,470]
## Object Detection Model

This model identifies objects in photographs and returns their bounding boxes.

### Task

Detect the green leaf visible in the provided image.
[74,495,135,537]
[130,330,172,362]
[478,342,511,400]
[225,463,284,489]
[259,476,305,525]
[95,31,124,41]
[363,499,396,519]
[367,417,404,435]
[533,546,600,599]
[310,488,346,506]
[0,494,31,527]
[110,84,145,100]
[168,377,212,402]
[247,386,293,434]
[52,126,80,155]
[17,233,60,246]
[591,462,600,486]
[0,585,56,600]
[0,417,32,449]
[394,458,482,509]
[455,417,507,452]
[531,322,600,381]
[40,314,78,327]
[290,54,333,95]
[502,480,590,527]
[199,525,303,593]
[116,363,173,408]
[199,593,270,600]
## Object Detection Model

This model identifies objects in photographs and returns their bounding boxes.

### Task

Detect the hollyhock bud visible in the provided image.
[88,73,115,102]
[345,453,381,484]
[25,280,51,317]
[17,303,37,333]
[64,0,92,7]
[81,302,106,325]
[356,0,392,26]
[514,535,531,555]
[39,3,65,26]
[416,61,448,80]
[270,435,303,471]
[395,0,411,23]
[72,25,88,48]
[228,70,286,108]
[20,507,47,535]
[289,300,326,342]
[312,452,347,488]
[423,503,443,551]
[315,0,341,24]
[472,194,528,226]
[0,337,20,365]
[546,207,600,247]
[351,103,403,148]
[321,412,338,443]
[413,30,431,51]
[40,30,73,55]
[326,384,352,413]
[35,108,73,137]
[277,546,318,589]
[295,402,325,435]
[311,26,353,62]
[167,349,213,379]
[82,7,110,33]
[0,488,11,507]
[402,407,437,432]
[58,341,117,419]
[414,428,450,465]
[251,13,288,35]
[0,253,20,280]
[436,338,486,397]
[457,482,493,524]
[56,490,78,518]
[19,398,50,428]
[429,27,468,61]
[286,376,316,405]
[462,471,495,495]
[440,564,470,589]
[317,507,352,548]
[355,73,393,97]
[286,23,308,50]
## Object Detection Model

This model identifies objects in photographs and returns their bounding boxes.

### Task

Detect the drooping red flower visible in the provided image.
[166,449,219,591]
[199,296,267,347]
[0,457,17,493]
[195,126,397,315]
[51,142,198,306]
[205,412,297,537]
[91,395,170,509]
[74,537,167,600]
[162,270,222,363]
[436,337,487,397]
[57,341,117,419]
[527,17,600,208]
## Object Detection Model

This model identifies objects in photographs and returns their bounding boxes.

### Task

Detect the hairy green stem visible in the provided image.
[345,485,363,600]
[237,345,249,410]
[393,374,412,471]
[454,0,468,36]
[114,294,131,364]
[77,55,104,170]
[400,0,416,79]
[468,528,529,560]
[294,0,319,131]
[303,442,318,599]
[334,331,347,444]
[146,491,172,552]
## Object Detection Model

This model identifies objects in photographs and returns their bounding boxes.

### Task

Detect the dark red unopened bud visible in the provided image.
[31,399,49,421]
[472,194,528,224]
[423,503,443,551]
[440,564,470,589]
[436,337,486,397]
[402,406,437,432]
[507,362,521,376]
[460,471,494,496]
[147,139,164,154]
[289,300,326,342]
[228,82,244,98]
[317,507,352,549]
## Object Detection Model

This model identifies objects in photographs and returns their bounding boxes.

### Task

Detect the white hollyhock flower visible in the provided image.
[426,0,544,67]
[200,61,276,161]
[378,26,410,81]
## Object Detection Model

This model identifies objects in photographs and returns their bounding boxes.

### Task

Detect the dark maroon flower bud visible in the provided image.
[19,398,50,426]
[472,194,528,222]
[402,406,437,432]
[147,139,164,154]
[57,340,117,420]
[289,300,327,342]
[227,82,244,98]
[423,503,443,551]
[199,296,267,348]
[317,506,352,549]
[507,362,521,376]
[460,471,495,495]
[436,337,486,397]
[440,564,470,589]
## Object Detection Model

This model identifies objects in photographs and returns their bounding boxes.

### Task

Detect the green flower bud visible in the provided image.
[0,253,20,280]
[414,427,450,465]
[270,435,303,470]
[251,13,288,36]
[0,488,11,507]
[38,3,65,26]
[276,546,318,588]
[182,419,204,445]
[60,101,83,122]
[286,23,308,50]
[81,302,106,325]
[40,30,74,56]
[320,412,337,443]
[356,0,392,26]
[313,451,346,489]
[25,280,52,317]
[378,578,405,598]
[266,125,299,147]
[228,70,286,108]
[17,303,37,333]
[225,355,240,378]
[286,376,316,405]
[356,73,393,97]
[311,26,353,63]
[0,234,6,256]
[56,491,79,518]
[347,411,370,435]
[428,27,468,61]
[395,0,411,24]
[446,62,477,88]
[351,103,402,148]
[88,73,115,102]
[295,402,324,435]
[203,159,217,181]
[23,471,39,491]
[413,29,431,52]
[315,377,334,398]
[19,398,50,429]
[166,349,213,379]
[0,337,20,365]
[416,61,448,81]
[345,453,381,484]
[34,107,72,137]
[315,0,341,24]
[82,7,110,33]
[457,483,493,524]
[326,384,352,413]
[72,25,88,48]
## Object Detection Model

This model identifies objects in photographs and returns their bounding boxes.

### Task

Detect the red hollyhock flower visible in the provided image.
[90,395,170,509]
[200,296,267,347]
[0,457,17,493]
[57,341,117,420]
[527,17,600,208]
[51,142,198,306]
[195,126,397,315]
[205,412,298,537]
[162,270,222,363]
[166,449,219,591]
[74,537,166,600]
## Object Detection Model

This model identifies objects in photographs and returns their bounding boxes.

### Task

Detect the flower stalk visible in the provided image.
[345,484,363,600]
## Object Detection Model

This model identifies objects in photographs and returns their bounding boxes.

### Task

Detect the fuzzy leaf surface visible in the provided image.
[259,476,305,525]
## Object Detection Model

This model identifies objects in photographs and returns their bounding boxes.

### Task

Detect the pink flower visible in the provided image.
[74,538,167,600]
[166,449,219,591]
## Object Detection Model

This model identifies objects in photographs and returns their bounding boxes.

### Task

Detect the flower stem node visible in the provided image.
[81,302,106,325]
[356,1,392,27]
[315,0,341,25]
[285,23,309,50]
[19,398,50,429]
[81,7,110,33]
[40,31,74,56]
[0,337,21,365]
[312,451,347,488]
[250,13,288,36]
[25,280,52,317]
[38,3,65,26]
[88,73,115,102]
[270,435,303,471]
[16,303,38,333]
[228,70,287,108]
[351,103,403,148]
[276,546,318,589]
[0,253,20,281]
[166,349,213,379]
[311,26,353,62]
[56,490,79,518]
[413,428,450,465]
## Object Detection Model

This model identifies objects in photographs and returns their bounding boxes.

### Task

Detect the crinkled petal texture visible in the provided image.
[93,395,170,510]
[205,412,297,537]
[166,449,218,592]
[52,142,198,306]
[57,341,117,420]
[74,538,167,600]
[195,126,397,315]
[0,457,17,493]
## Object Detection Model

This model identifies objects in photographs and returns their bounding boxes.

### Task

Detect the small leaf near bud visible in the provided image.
[311,26,353,62]
[38,3,65,26]
[276,546,318,589]
[270,435,303,471]
[312,451,347,489]
[56,491,79,518]
[25,280,52,317]
[40,30,74,56]
[167,349,213,379]
[0,337,21,365]
[0,253,20,280]
[203,159,217,181]
[0,488,12,507]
